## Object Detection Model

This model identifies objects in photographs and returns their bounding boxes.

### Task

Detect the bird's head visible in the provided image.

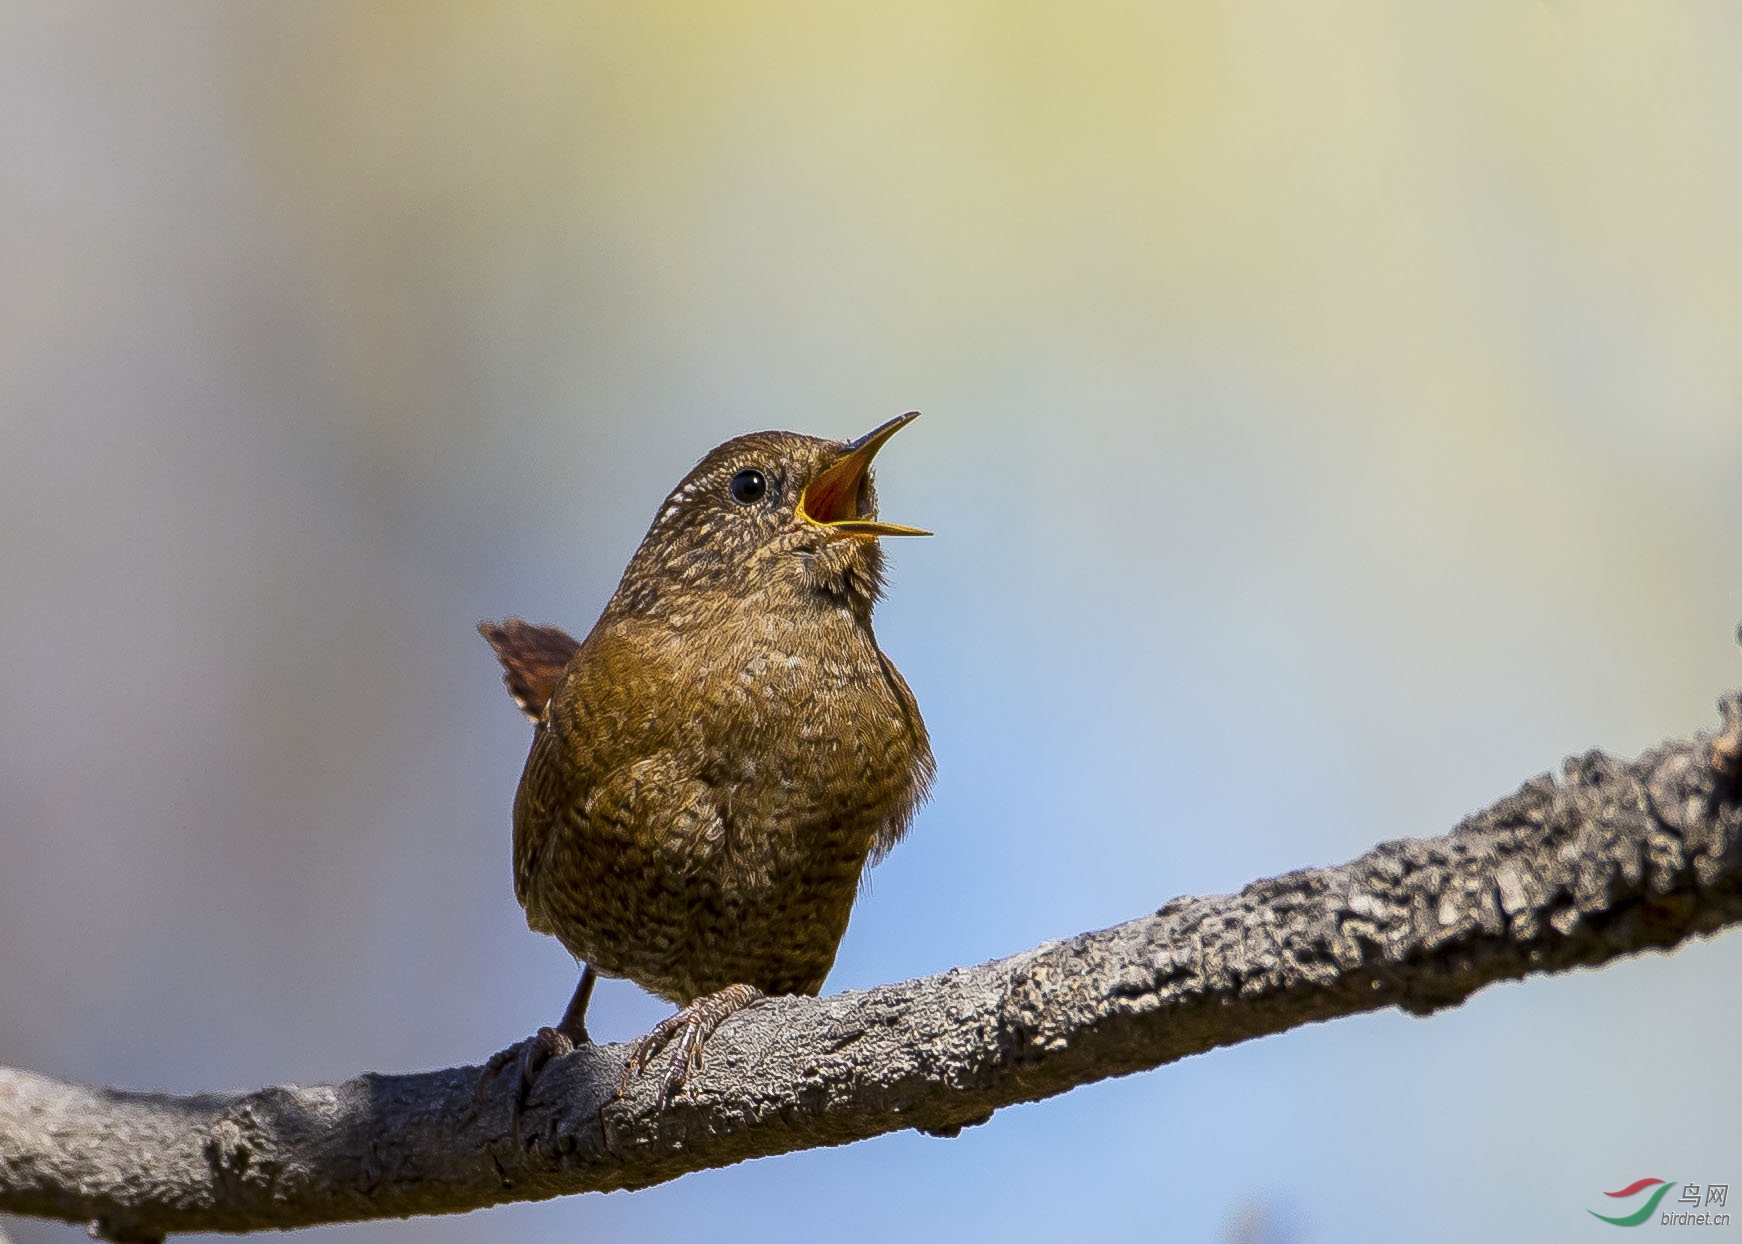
[614,413,928,623]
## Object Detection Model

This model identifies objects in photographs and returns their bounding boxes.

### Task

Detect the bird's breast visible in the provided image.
[523,595,928,1001]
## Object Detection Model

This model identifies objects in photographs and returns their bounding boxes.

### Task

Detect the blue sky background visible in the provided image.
[3,5,1740,1242]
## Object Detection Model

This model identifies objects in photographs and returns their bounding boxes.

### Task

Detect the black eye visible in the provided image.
[729,468,767,504]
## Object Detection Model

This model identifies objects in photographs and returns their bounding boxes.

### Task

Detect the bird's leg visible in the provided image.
[617,982,764,1102]
[478,963,596,1144]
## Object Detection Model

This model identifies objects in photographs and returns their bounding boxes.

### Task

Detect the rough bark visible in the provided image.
[4,693,1741,1243]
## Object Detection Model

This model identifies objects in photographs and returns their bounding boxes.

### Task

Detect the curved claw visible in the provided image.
[478,1026,576,1145]
[617,1011,695,1100]
[617,983,763,1103]
[477,965,597,1145]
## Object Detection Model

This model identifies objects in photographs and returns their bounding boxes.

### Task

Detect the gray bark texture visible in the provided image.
[5,692,1742,1242]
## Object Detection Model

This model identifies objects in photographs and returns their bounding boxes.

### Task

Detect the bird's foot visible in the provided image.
[617,983,764,1103]
[477,1025,586,1145]
[477,965,595,1144]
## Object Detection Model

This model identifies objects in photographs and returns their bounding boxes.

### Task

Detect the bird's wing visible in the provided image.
[511,721,579,912]
[478,618,581,721]
[507,625,714,916]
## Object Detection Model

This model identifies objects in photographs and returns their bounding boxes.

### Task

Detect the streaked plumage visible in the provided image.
[480,417,932,1119]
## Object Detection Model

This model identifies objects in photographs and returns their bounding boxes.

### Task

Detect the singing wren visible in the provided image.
[478,413,933,1128]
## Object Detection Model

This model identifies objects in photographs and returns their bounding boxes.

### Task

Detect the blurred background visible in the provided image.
[3,4,1740,1242]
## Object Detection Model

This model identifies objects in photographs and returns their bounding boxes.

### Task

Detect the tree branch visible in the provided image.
[5,693,1741,1242]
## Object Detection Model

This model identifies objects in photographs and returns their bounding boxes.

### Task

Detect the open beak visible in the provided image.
[797,411,931,538]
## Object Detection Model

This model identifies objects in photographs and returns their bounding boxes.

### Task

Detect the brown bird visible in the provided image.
[478,413,934,1127]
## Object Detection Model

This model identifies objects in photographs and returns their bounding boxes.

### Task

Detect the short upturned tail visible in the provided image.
[478,618,581,721]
